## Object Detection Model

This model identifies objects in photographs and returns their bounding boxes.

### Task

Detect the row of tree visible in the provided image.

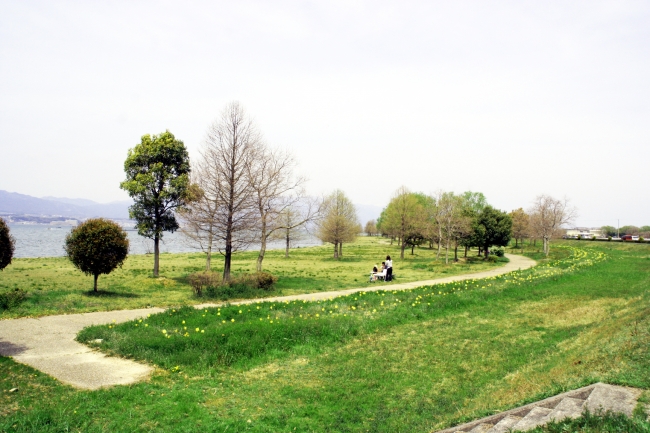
[368,189,575,261]
[600,225,650,238]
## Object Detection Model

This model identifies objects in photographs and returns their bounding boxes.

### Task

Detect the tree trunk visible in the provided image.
[257,216,267,272]
[445,237,450,264]
[257,240,266,272]
[454,242,458,262]
[206,245,212,271]
[153,234,160,277]
[514,238,519,248]
[464,245,468,258]
[543,237,549,256]
[93,274,98,292]
[484,245,489,258]
[206,232,213,271]
[333,242,339,260]
[411,244,415,255]
[285,228,290,258]
[436,228,442,259]
[338,242,342,258]
[400,240,405,259]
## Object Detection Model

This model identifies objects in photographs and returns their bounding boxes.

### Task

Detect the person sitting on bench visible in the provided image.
[372,262,387,281]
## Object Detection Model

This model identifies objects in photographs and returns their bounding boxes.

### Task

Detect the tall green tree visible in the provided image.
[0,217,15,271]
[381,187,426,259]
[472,205,512,258]
[120,130,190,277]
[64,218,129,291]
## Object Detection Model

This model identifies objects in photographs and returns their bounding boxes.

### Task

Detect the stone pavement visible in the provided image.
[435,383,646,433]
[0,254,535,389]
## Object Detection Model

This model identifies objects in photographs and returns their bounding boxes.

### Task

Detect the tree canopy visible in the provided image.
[64,218,129,291]
[316,190,359,259]
[471,205,512,258]
[0,218,15,271]
[120,130,190,277]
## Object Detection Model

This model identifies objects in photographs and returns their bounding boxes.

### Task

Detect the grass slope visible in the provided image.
[1,241,649,432]
[0,237,503,319]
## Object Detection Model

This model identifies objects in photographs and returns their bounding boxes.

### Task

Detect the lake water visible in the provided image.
[8,224,322,258]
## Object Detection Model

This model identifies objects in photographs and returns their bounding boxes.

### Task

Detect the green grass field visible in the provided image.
[0,237,505,319]
[1,241,649,432]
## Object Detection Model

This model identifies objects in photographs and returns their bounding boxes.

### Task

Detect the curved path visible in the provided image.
[0,254,535,390]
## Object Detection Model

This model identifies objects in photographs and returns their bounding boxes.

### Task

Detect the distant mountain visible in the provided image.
[41,196,99,207]
[0,190,131,219]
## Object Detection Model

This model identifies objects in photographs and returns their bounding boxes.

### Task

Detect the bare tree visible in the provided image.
[430,190,447,259]
[528,194,577,256]
[199,102,262,281]
[437,192,465,264]
[177,168,222,271]
[246,147,310,271]
[316,190,359,259]
[271,199,320,258]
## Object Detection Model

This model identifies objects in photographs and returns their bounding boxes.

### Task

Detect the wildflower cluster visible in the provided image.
[95,246,605,371]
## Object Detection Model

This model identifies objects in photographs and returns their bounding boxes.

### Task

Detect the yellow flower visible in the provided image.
[182,320,185,324]
[195,328,200,332]
[162,330,167,334]
[231,319,235,322]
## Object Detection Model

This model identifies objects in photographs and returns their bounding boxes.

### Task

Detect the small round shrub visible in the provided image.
[607,236,612,241]
[0,217,15,271]
[492,247,505,257]
[65,218,129,292]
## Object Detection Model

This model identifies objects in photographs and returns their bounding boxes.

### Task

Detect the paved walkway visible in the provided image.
[0,254,535,390]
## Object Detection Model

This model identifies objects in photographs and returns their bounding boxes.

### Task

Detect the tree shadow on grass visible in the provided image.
[82,290,140,298]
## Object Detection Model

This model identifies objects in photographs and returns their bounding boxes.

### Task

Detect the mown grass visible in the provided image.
[0,236,505,318]
[1,241,649,432]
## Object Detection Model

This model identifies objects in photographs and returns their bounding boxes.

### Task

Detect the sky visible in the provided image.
[1,0,648,227]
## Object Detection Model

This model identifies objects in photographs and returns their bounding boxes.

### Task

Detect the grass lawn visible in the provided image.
[0,236,505,319]
[1,241,649,432]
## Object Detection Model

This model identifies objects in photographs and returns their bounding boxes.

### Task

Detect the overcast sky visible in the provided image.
[1,1,648,227]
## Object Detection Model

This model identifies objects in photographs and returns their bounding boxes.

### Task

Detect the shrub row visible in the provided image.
[188,271,278,300]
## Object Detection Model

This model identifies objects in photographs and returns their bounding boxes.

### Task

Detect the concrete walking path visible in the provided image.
[0,254,535,390]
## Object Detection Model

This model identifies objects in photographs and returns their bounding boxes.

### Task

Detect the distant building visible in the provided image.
[49,219,78,226]
[565,227,602,238]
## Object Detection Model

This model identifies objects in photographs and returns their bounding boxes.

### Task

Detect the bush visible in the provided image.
[0,217,15,271]
[485,255,498,263]
[492,247,505,257]
[0,288,27,310]
[591,235,596,241]
[65,218,129,291]
[607,236,612,241]
[639,237,645,242]
[188,271,221,297]
[188,271,278,299]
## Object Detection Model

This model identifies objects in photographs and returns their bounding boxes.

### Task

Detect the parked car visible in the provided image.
[621,235,633,241]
